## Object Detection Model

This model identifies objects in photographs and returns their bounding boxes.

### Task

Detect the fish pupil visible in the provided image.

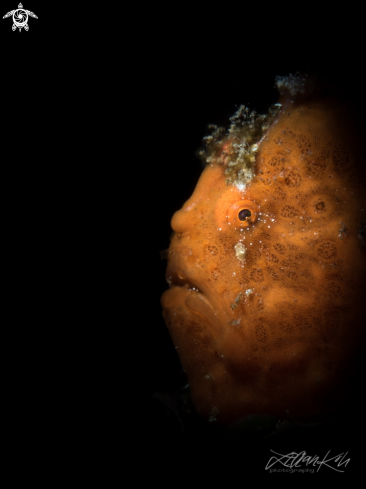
[238,209,251,221]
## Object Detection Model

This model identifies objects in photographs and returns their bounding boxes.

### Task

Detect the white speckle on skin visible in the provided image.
[234,242,247,261]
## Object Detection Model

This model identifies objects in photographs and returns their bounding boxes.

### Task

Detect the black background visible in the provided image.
[2,1,366,481]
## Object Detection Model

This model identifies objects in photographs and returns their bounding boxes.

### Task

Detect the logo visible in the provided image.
[3,3,38,31]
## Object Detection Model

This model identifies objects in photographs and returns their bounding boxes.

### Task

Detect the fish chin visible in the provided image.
[161,287,218,367]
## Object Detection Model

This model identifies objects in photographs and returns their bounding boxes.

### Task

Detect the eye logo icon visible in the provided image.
[3,3,38,31]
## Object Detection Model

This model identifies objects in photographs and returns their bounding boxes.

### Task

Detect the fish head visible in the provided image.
[161,75,366,425]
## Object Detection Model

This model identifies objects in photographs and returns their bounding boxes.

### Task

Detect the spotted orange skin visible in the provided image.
[161,87,366,425]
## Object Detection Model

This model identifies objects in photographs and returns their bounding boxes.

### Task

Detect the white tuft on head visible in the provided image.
[235,182,247,192]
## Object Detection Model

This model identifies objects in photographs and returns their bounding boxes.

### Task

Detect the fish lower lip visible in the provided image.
[184,290,220,331]
[163,269,221,333]
[165,270,220,328]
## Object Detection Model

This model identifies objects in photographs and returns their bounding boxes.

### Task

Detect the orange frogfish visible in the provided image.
[161,74,366,425]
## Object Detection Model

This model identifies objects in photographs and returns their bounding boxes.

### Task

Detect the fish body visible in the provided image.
[161,75,366,424]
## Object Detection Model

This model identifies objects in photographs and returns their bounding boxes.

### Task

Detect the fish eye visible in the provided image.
[238,209,252,221]
[227,200,259,228]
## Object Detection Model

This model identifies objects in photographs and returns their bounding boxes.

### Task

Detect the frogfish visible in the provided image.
[161,74,366,425]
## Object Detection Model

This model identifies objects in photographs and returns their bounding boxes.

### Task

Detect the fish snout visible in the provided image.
[171,196,205,234]
[171,209,194,234]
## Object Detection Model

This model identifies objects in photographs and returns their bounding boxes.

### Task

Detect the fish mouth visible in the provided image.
[166,269,202,292]
[165,270,220,331]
